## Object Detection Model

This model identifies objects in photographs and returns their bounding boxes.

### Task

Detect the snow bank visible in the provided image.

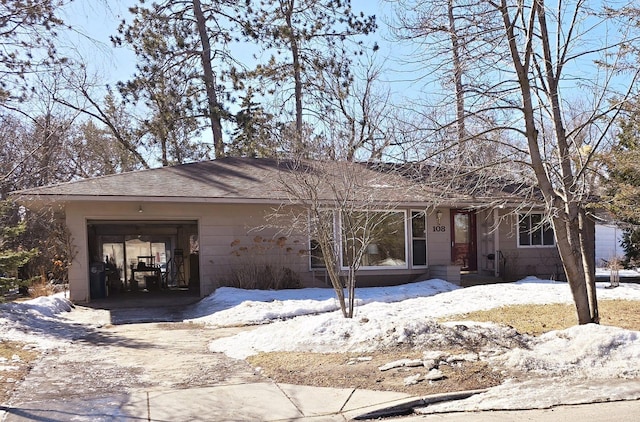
[494,324,640,378]
[0,293,76,348]
[185,279,459,327]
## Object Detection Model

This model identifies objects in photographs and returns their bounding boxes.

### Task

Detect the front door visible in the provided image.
[451,210,477,271]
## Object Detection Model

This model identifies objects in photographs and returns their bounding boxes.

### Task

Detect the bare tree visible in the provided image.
[274,158,412,318]
[391,0,506,164]
[50,64,151,169]
[391,0,640,324]
[312,55,393,162]
[240,0,377,155]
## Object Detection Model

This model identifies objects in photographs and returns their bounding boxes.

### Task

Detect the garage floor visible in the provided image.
[84,288,201,310]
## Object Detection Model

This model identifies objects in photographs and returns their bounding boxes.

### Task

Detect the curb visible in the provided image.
[353,388,488,420]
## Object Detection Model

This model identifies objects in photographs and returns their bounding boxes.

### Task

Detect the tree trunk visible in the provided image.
[284,0,305,155]
[499,0,596,324]
[579,208,599,322]
[536,3,598,324]
[347,266,356,318]
[552,209,595,324]
[330,257,347,318]
[193,0,225,158]
[316,211,348,318]
[447,0,466,156]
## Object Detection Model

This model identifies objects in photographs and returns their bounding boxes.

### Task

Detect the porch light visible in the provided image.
[436,209,443,225]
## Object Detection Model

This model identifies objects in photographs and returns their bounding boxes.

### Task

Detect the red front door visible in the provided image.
[451,210,477,271]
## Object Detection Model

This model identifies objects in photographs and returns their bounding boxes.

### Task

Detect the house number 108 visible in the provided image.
[433,225,446,232]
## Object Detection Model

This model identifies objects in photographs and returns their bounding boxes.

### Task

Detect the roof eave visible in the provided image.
[12,194,287,205]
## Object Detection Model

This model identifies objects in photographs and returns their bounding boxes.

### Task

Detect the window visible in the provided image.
[309,210,409,270]
[411,211,427,266]
[342,210,407,268]
[518,213,554,247]
[309,210,335,269]
[310,239,326,268]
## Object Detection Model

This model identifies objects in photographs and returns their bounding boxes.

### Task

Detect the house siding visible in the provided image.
[426,208,451,266]
[476,210,498,276]
[496,211,564,281]
[65,201,314,302]
[198,204,310,294]
[595,224,624,266]
[62,200,572,303]
[67,205,90,302]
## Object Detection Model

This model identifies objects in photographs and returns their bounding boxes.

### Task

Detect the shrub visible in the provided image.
[27,277,58,298]
[222,235,304,290]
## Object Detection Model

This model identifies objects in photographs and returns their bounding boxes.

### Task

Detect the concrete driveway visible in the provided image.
[0,300,416,421]
[3,298,638,421]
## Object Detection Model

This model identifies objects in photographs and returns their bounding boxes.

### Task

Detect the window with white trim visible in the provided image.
[309,210,335,269]
[310,210,409,269]
[411,211,427,266]
[341,210,407,268]
[310,239,326,268]
[518,213,554,247]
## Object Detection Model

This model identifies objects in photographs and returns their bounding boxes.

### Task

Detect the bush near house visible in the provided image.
[223,235,305,290]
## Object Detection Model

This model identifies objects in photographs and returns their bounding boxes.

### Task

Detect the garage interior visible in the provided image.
[87,220,200,301]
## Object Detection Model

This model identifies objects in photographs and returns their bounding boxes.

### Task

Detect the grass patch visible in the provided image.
[0,340,39,404]
[247,350,502,396]
[440,300,640,335]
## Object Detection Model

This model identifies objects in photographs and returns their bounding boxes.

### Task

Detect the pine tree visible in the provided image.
[240,0,377,154]
[229,88,276,158]
[0,201,37,297]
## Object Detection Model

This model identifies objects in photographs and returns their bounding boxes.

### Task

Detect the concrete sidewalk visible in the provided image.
[125,385,639,422]
[3,382,639,422]
[128,383,416,421]
[1,381,418,421]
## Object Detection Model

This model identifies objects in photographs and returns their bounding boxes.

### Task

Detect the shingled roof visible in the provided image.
[14,157,283,201]
[12,157,434,205]
[12,157,531,207]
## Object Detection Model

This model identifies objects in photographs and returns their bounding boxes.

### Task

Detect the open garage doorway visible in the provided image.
[87,220,199,302]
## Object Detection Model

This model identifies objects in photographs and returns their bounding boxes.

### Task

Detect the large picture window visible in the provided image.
[518,213,554,247]
[309,210,409,269]
[310,239,326,268]
[342,210,407,268]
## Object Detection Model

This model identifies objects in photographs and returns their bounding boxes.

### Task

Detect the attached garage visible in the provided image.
[87,220,199,299]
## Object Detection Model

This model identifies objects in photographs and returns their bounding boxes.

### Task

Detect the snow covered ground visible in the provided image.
[596,267,640,279]
[1,277,640,412]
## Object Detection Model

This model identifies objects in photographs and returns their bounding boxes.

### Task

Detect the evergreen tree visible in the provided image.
[229,88,276,157]
[113,0,238,159]
[0,201,37,296]
[0,0,67,106]
[240,0,377,155]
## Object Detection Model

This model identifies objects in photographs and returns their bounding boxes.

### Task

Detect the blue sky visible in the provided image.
[60,0,399,92]
[56,0,636,156]
[60,0,137,86]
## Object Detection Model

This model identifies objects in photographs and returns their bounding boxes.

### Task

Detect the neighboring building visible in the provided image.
[13,157,569,303]
[595,223,625,267]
